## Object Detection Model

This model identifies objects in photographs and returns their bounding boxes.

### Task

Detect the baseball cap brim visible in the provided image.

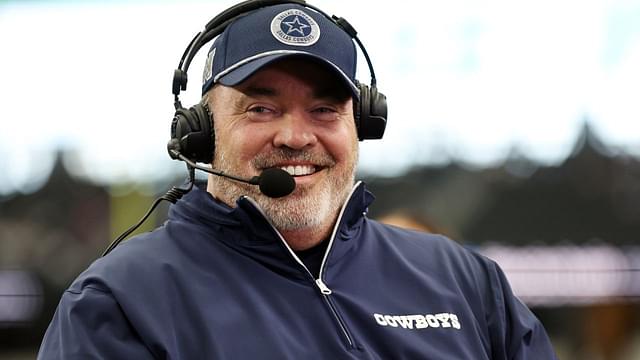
[215,52,359,97]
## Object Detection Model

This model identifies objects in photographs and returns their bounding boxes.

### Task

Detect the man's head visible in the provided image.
[200,4,363,249]
[205,57,358,249]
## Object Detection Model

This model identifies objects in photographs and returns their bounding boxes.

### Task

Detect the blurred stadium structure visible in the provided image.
[1,123,639,359]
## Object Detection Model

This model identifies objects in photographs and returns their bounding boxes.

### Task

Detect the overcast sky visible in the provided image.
[1,0,639,194]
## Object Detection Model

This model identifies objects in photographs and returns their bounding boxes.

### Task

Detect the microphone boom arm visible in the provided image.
[170,149,259,185]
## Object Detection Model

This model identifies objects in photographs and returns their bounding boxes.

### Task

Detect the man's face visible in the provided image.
[207,58,359,238]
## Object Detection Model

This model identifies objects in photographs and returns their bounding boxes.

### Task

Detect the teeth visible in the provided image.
[280,165,316,176]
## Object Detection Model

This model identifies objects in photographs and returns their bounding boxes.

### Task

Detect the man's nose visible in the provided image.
[272,111,318,150]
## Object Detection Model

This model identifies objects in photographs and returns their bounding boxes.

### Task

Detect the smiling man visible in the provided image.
[206,58,358,252]
[38,1,558,359]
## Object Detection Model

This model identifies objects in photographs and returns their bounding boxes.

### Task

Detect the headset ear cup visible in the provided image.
[367,86,387,139]
[168,107,192,157]
[195,104,215,163]
[169,104,214,163]
[355,82,369,140]
[356,83,387,140]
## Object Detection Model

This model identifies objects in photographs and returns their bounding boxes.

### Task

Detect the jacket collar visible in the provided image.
[170,181,374,241]
[168,181,375,278]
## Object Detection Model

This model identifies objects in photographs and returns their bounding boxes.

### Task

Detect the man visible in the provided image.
[39,2,558,359]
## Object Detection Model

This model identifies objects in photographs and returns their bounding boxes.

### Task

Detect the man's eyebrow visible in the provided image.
[242,86,278,97]
[313,86,351,103]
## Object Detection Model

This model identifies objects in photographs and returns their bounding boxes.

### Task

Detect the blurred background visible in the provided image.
[1,0,639,358]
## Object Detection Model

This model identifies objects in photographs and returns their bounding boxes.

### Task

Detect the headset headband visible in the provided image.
[172,0,377,101]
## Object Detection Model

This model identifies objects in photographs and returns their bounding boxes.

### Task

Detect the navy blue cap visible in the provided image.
[201,4,358,97]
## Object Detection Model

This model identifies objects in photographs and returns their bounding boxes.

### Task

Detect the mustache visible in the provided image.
[252,148,336,169]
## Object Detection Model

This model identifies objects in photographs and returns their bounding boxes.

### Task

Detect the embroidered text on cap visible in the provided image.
[202,48,216,83]
[270,9,320,46]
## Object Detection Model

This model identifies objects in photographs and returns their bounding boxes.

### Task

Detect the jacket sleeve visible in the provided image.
[488,261,559,360]
[38,286,154,360]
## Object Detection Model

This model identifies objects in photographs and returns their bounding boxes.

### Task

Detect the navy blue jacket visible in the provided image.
[39,182,558,359]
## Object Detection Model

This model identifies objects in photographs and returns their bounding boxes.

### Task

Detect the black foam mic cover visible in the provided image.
[257,168,296,198]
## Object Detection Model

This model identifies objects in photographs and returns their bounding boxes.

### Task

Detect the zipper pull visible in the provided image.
[315,279,333,295]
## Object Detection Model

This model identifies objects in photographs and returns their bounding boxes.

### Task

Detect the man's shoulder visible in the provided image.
[364,219,494,272]
[67,225,185,294]
[362,220,502,304]
[365,219,464,250]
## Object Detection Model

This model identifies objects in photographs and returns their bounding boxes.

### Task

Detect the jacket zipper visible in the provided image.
[315,279,354,348]
[242,183,362,349]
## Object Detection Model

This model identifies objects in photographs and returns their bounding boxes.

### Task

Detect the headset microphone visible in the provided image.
[256,168,296,198]
[168,147,296,198]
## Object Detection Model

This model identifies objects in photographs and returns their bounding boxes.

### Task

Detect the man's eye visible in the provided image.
[248,106,272,113]
[313,107,336,113]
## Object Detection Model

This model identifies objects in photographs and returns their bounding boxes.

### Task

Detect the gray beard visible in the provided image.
[209,148,357,232]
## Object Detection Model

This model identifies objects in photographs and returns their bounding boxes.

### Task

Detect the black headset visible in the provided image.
[168,0,388,164]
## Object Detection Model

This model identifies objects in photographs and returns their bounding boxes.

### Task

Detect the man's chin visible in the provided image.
[258,186,328,228]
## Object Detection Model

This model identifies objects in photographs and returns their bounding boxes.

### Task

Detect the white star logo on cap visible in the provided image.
[270,9,320,46]
[283,16,310,36]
